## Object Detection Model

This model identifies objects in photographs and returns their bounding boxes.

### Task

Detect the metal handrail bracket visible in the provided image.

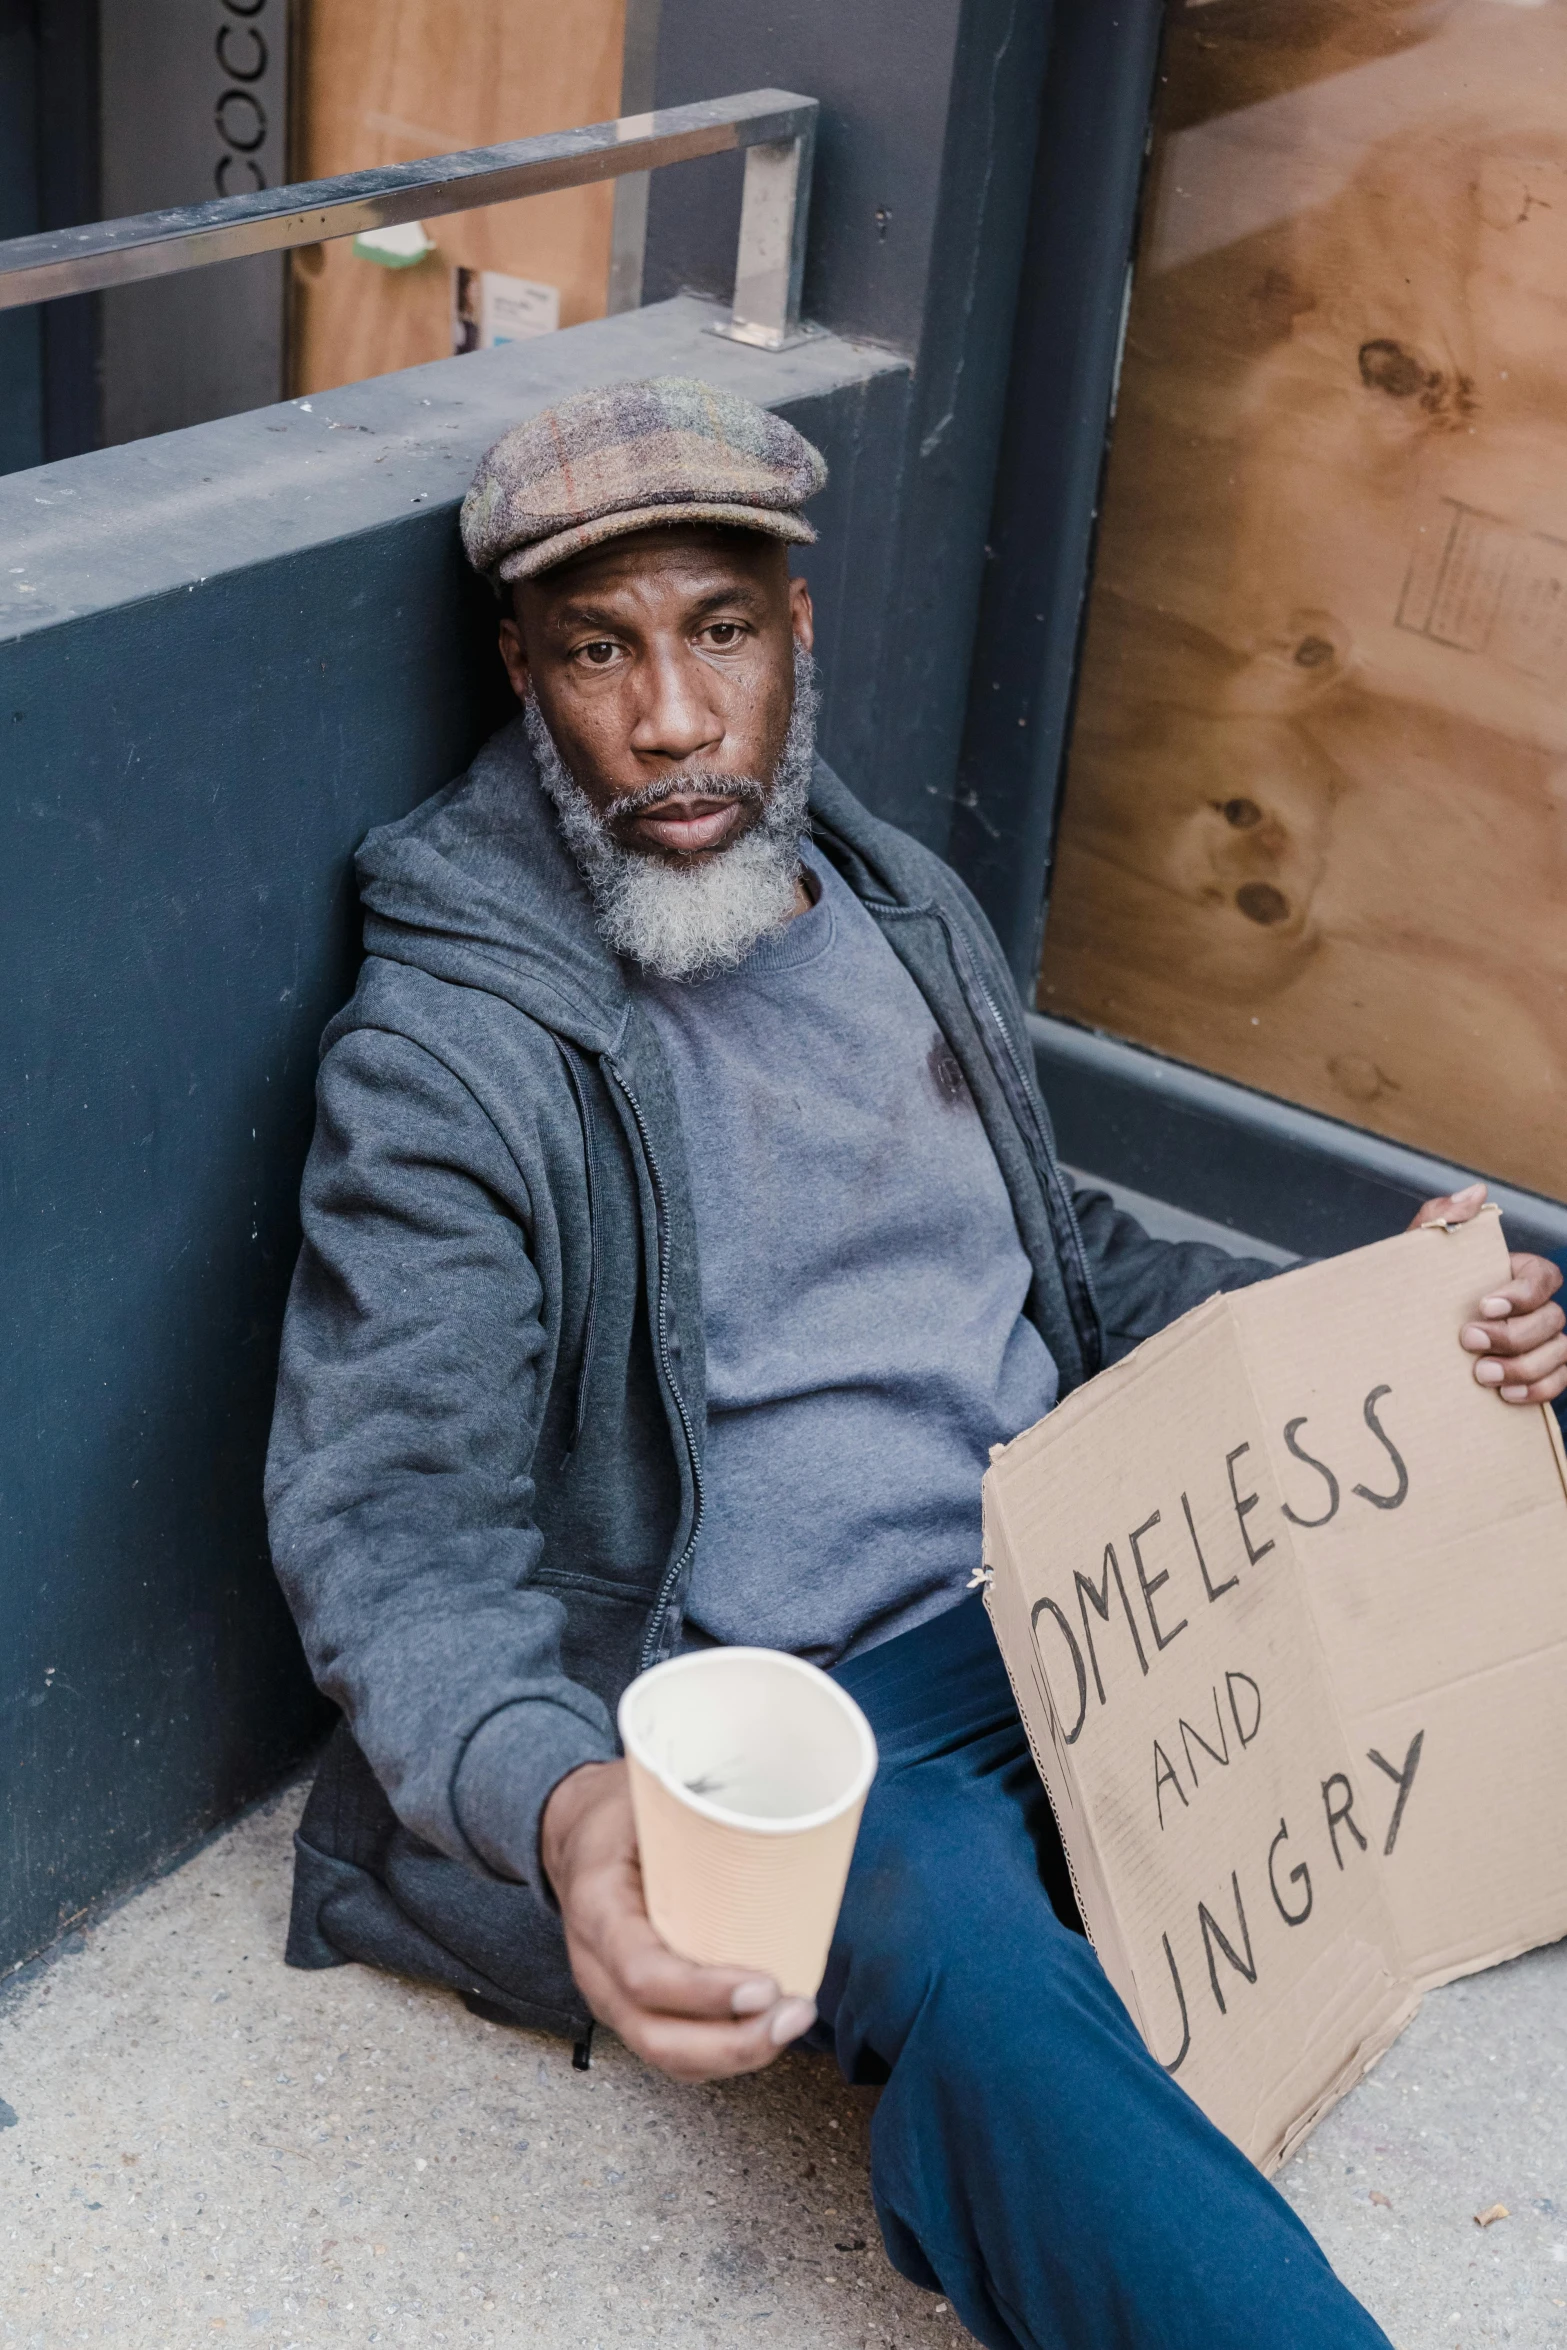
[0,89,819,353]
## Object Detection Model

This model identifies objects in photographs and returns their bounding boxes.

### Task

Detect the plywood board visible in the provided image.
[292,0,626,397]
[1040,0,1567,1202]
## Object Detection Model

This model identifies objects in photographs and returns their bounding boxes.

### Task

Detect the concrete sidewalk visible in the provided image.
[1,1783,1562,2349]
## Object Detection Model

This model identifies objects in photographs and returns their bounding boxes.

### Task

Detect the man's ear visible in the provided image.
[497,609,532,705]
[789,573,815,657]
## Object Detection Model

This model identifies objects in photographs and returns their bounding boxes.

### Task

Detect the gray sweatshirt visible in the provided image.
[638,847,1058,1664]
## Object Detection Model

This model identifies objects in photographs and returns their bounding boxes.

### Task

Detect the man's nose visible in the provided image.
[629,648,724,765]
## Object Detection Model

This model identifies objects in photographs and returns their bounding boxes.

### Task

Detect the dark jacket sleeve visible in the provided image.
[1070,1180,1283,1361]
[264,1023,615,1898]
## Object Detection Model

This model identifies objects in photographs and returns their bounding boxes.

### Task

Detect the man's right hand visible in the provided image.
[539,1759,818,2082]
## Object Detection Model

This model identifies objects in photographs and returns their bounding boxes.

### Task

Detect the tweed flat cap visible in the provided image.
[460,375,828,585]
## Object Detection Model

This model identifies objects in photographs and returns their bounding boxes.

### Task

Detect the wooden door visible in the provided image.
[291,0,626,396]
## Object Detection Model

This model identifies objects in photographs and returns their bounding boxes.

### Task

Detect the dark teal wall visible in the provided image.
[0,305,909,1972]
[1,525,496,1965]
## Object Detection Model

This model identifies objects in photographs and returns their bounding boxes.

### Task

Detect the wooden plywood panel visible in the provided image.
[292,0,626,396]
[1040,0,1567,1202]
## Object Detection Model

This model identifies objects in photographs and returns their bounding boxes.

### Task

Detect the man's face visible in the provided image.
[497,525,815,864]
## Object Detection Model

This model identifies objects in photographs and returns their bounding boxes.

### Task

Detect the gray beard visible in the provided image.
[524,645,819,983]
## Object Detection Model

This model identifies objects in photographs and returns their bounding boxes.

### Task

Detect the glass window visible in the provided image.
[1040,0,1567,1199]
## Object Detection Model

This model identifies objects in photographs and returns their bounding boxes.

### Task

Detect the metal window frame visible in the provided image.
[0,87,819,353]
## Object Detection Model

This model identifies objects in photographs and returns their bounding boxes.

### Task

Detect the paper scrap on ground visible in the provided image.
[982,1208,1567,2171]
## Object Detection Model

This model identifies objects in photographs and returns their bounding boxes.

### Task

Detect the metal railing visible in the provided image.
[0,89,818,353]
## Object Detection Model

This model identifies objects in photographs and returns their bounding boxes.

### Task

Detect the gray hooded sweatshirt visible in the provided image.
[265,717,1273,2033]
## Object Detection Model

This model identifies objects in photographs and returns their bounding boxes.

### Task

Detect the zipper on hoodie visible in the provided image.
[870,898,1104,1377]
[557,1043,602,1463]
[605,1059,704,1671]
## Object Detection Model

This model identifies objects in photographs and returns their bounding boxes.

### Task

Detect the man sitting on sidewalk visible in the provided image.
[265,376,1567,2350]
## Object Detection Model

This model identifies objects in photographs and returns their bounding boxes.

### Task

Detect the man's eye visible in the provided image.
[704,622,744,647]
[577,641,620,666]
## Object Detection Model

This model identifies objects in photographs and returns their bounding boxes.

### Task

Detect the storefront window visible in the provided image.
[1039,0,1567,1199]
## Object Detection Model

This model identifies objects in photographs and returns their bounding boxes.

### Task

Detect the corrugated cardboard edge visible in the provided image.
[1539,1361,1567,1521]
[1266,1985,1423,2173]
[978,1557,1138,1973]
[978,1576,1151,2037]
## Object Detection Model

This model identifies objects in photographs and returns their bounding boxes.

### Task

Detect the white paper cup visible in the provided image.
[617,1647,878,2000]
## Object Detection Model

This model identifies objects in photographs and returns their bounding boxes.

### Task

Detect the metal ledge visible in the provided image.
[0,295,905,642]
[0,90,818,352]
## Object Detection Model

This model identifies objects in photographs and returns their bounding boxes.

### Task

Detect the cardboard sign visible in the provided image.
[982,1209,1567,2170]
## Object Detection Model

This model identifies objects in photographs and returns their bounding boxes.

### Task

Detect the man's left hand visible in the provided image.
[1409,1181,1567,1405]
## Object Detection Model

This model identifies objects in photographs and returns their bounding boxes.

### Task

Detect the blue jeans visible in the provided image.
[821,1596,1392,2350]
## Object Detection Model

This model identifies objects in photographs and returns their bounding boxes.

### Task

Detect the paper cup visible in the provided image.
[618,1647,878,2000]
